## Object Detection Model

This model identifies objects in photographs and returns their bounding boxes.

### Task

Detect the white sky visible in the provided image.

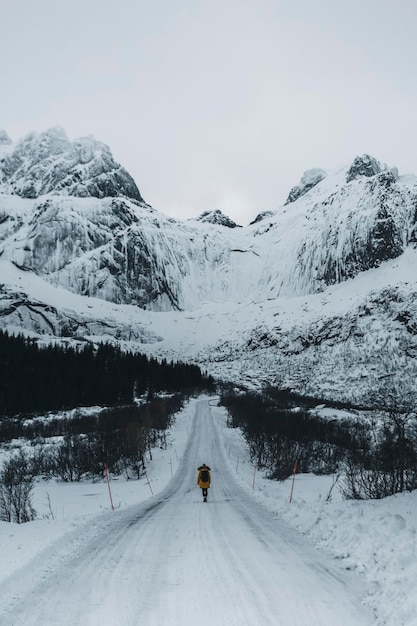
[2,0,417,225]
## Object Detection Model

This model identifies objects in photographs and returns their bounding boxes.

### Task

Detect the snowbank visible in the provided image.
[0,398,197,586]
[1,398,417,625]
[214,404,417,626]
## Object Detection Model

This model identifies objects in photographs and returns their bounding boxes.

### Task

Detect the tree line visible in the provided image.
[0,330,214,417]
[0,395,184,522]
[220,387,369,480]
[221,384,417,500]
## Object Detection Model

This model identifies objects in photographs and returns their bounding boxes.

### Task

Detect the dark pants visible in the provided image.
[202,488,208,498]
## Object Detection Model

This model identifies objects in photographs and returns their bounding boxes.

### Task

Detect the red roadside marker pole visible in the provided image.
[104,463,115,511]
[289,460,297,504]
[145,471,154,495]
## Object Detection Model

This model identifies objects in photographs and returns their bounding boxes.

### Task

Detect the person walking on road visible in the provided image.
[197,463,211,502]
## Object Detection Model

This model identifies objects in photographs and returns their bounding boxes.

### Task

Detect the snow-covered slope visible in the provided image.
[1,128,417,401]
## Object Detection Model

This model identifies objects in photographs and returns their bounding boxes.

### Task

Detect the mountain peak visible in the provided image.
[346,154,387,183]
[0,130,12,145]
[194,209,241,228]
[0,127,144,202]
[285,168,327,205]
[250,210,275,225]
[2,143,417,402]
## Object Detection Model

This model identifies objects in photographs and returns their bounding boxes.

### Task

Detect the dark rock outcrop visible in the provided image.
[195,209,240,228]
[285,168,327,205]
[346,154,385,183]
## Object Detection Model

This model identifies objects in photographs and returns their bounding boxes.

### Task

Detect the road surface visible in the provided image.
[0,400,373,625]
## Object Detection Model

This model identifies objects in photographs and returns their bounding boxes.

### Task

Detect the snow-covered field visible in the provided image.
[1,397,416,624]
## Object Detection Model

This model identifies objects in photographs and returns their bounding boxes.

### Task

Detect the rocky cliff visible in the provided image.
[1,130,417,401]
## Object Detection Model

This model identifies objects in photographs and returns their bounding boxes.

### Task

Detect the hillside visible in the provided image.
[1,128,417,401]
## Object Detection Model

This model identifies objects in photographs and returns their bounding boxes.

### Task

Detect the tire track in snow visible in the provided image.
[0,400,373,625]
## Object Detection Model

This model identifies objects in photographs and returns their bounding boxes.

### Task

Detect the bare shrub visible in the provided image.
[0,450,36,523]
[342,385,417,499]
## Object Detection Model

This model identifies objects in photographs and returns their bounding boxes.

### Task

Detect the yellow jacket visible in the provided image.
[197,465,211,488]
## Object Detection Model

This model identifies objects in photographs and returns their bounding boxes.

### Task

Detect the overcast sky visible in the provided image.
[2,0,417,225]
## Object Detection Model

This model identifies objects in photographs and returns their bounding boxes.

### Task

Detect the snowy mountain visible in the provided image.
[285,167,327,204]
[1,127,417,402]
[0,127,142,201]
[194,209,241,228]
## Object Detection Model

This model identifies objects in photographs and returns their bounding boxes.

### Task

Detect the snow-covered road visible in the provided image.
[0,400,372,625]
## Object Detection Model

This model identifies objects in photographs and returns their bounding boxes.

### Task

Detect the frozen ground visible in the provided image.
[0,397,416,625]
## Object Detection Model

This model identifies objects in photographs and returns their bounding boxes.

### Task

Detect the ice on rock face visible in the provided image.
[1,137,416,312]
[1,133,417,400]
